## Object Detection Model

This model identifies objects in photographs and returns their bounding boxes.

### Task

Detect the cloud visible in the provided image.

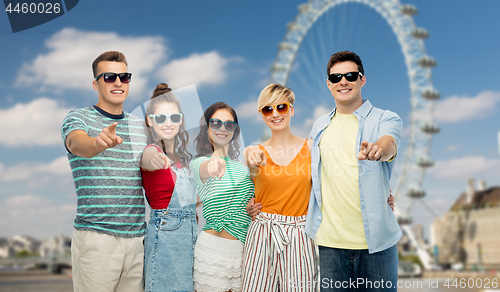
[434,91,500,123]
[157,51,240,89]
[445,144,460,152]
[0,98,74,147]
[0,194,75,238]
[430,156,500,180]
[235,97,261,122]
[16,27,166,99]
[0,156,71,183]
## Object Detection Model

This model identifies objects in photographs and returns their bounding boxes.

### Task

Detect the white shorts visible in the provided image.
[193,231,244,292]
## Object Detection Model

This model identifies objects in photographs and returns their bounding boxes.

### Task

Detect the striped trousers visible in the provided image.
[242,212,319,291]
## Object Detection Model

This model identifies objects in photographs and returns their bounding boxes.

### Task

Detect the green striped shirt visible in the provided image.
[191,156,255,243]
[61,106,148,237]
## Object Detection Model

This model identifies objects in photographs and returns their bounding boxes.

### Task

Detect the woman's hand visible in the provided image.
[246,147,267,168]
[150,152,171,170]
[387,191,395,212]
[246,198,262,221]
[207,156,226,179]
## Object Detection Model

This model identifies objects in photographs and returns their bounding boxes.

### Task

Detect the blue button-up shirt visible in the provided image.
[305,100,402,254]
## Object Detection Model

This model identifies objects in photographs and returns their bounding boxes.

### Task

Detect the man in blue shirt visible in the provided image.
[305,51,402,291]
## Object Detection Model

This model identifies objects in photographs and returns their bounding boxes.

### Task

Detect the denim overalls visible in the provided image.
[144,166,198,292]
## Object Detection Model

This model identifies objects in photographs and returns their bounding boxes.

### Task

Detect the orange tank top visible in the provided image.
[254,140,311,216]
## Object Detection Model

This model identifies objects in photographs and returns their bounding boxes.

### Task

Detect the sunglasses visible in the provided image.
[149,113,183,124]
[95,72,132,83]
[328,71,363,84]
[259,103,292,117]
[209,119,237,132]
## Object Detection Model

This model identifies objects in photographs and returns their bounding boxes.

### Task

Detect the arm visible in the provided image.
[357,135,396,162]
[65,122,123,158]
[357,110,402,162]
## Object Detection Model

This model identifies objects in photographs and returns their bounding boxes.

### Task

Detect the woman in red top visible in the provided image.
[142,83,198,292]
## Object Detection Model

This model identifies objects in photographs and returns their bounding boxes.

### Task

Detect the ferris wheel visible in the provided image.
[270,0,439,269]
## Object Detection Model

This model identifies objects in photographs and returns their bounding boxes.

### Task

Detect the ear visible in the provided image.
[360,75,366,88]
[290,104,295,117]
[92,80,99,91]
[326,78,330,89]
[146,116,153,127]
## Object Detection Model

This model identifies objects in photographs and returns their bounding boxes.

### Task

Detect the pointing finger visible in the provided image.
[107,122,118,133]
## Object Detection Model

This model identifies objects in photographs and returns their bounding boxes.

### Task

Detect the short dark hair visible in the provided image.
[326,50,364,76]
[194,102,241,159]
[92,51,128,78]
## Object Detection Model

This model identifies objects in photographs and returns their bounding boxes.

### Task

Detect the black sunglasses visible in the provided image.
[328,71,363,84]
[149,113,183,124]
[209,119,237,132]
[95,72,132,83]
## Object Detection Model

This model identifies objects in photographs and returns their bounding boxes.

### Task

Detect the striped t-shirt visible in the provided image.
[191,156,255,243]
[61,105,148,237]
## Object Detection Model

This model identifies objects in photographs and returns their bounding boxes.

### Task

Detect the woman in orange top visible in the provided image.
[241,84,318,291]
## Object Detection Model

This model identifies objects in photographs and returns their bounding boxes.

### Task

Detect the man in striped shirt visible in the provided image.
[61,51,147,292]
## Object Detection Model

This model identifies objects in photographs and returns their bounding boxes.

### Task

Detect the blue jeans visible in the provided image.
[319,245,398,291]
[144,208,197,292]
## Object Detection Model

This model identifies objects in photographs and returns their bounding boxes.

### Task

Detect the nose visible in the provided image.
[113,76,122,86]
[272,107,280,117]
[164,118,173,127]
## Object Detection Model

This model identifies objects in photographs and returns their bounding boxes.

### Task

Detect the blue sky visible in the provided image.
[0,0,499,239]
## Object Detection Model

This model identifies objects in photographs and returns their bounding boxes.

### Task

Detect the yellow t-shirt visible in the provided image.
[316,113,368,249]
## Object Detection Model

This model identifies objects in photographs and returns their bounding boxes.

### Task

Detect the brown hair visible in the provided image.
[145,83,192,167]
[326,50,364,76]
[194,102,241,159]
[92,51,128,78]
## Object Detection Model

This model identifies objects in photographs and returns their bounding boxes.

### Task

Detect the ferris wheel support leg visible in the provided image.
[401,224,432,270]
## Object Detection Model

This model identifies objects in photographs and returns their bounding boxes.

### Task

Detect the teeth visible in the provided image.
[111,90,123,93]
[339,89,350,93]
[272,119,283,124]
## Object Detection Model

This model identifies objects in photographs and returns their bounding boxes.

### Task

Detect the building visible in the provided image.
[432,179,500,270]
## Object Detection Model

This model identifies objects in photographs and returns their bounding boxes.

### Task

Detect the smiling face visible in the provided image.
[208,109,235,149]
[147,102,182,142]
[327,61,366,111]
[261,97,294,131]
[93,61,129,112]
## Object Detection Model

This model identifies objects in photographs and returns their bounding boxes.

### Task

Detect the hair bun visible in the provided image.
[152,83,172,97]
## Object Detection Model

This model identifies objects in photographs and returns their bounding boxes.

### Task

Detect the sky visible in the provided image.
[0,0,499,240]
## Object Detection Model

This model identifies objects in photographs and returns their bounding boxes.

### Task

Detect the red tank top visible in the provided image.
[141,145,177,209]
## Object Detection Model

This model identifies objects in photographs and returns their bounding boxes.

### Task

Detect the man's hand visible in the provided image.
[357,141,382,161]
[207,157,226,179]
[246,148,267,168]
[246,198,262,221]
[150,152,171,170]
[94,122,123,153]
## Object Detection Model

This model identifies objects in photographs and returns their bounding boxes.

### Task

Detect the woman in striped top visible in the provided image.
[191,102,255,292]
[142,83,198,292]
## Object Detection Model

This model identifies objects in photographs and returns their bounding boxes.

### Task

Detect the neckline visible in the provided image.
[93,105,125,119]
[261,139,307,167]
